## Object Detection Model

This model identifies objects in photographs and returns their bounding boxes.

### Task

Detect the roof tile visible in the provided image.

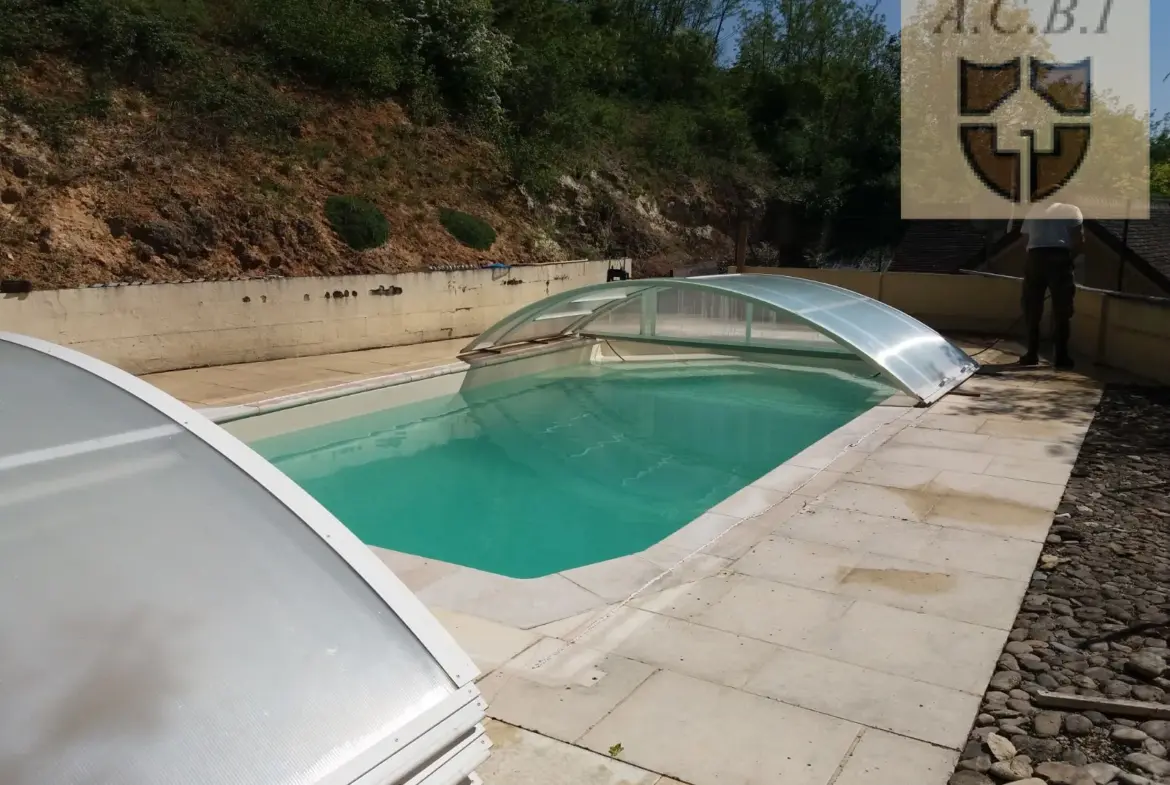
[890,221,990,273]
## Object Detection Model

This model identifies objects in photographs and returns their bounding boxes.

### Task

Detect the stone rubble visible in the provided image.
[951,386,1170,785]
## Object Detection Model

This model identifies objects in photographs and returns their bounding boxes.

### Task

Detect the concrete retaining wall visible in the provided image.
[0,260,616,373]
[742,267,1170,386]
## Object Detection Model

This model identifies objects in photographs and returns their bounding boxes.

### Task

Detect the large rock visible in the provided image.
[1115,772,1154,785]
[991,671,1024,691]
[1113,727,1151,746]
[987,733,1017,762]
[1034,711,1064,738]
[1140,720,1170,741]
[1084,762,1120,784]
[1126,651,1168,680]
[1125,752,1170,778]
[1014,737,1063,763]
[950,771,995,785]
[1034,761,1093,784]
[989,756,1034,781]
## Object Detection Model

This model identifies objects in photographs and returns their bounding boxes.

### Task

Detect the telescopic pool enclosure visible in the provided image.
[464,274,979,405]
[0,333,489,785]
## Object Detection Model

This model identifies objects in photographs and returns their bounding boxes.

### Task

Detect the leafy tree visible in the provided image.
[737,0,898,249]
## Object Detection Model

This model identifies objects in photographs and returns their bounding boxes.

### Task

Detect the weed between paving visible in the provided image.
[952,385,1170,785]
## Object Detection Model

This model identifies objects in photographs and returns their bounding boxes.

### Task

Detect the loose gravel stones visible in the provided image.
[951,386,1170,785]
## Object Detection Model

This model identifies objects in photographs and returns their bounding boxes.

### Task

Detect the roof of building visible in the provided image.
[888,220,991,273]
[891,202,1170,293]
[1092,199,1170,289]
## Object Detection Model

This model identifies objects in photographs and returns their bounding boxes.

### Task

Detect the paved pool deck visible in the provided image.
[144,338,1110,785]
[142,338,470,407]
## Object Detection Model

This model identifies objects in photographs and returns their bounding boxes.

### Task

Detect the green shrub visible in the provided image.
[439,208,495,250]
[231,0,405,97]
[324,195,390,250]
[171,64,303,146]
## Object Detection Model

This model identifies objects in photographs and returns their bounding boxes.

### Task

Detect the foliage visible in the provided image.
[324,195,390,250]
[1152,115,1170,197]
[1153,163,1170,197]
[738,0,897,212]
[0,0,910,255]
[439,208,496,250]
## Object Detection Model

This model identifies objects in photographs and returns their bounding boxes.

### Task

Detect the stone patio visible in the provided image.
[143,338,468,407]
[142,338,1110,785]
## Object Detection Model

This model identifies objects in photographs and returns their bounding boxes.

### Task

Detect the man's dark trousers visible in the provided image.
[1022,246,1076,363]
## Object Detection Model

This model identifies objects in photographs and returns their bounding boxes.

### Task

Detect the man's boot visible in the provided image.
[1018,324,1041,366]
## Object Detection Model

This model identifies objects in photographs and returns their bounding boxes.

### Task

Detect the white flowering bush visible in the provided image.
[235,0,511,125]
[392,0,513,126]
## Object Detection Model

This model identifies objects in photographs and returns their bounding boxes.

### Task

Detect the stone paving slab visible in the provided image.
[142,338,467,406]
[477,720,667,785]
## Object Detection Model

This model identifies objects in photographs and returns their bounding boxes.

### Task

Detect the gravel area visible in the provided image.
[951,385,1170,785]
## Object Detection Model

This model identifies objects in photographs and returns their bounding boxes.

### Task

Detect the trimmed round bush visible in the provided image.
[324,195,389,250]
[439,208,496,251]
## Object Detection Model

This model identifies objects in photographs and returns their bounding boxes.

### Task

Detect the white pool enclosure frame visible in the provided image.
[0,333,489,785]
[464,274,979,405]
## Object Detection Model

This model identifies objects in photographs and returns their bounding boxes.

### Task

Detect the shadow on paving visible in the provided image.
[962,376,1102,423]
[951,384,1170,785]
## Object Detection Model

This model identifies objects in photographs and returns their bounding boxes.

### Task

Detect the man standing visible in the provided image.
[1018,201,1084,368]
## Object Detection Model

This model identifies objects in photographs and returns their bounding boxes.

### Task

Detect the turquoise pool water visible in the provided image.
[255,362,891,578]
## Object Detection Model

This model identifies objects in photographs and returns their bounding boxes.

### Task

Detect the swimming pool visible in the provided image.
[252,360,893,578]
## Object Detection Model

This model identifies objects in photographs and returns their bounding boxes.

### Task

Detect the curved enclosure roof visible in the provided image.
[463,273,978,404]
[0,334,487,785]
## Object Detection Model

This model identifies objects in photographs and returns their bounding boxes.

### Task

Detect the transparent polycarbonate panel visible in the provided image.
[462,285,648,352]
[493,313,584,345]
[585,295,644,337]
[465,274,977,401]
[748,302,846,353]
[0,341,181,460]
[0,342,456,785]
[653,288,747,343]
[696,275,976,401]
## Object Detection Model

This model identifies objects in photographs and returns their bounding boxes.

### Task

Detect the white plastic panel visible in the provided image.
[0,338,477,785]
[462,274,979,403]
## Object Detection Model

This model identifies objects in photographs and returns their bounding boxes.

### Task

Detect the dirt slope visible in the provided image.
[0,60,738,289]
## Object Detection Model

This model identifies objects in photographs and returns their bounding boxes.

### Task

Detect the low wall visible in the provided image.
[742,266,1170,386]
[0,260,615,374]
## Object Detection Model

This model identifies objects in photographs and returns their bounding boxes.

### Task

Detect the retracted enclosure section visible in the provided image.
[0,334,489,785]
[462,274,979,405]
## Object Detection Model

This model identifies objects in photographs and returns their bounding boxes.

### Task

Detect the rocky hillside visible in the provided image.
[0,0,907,289]
[0,60,747,289]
